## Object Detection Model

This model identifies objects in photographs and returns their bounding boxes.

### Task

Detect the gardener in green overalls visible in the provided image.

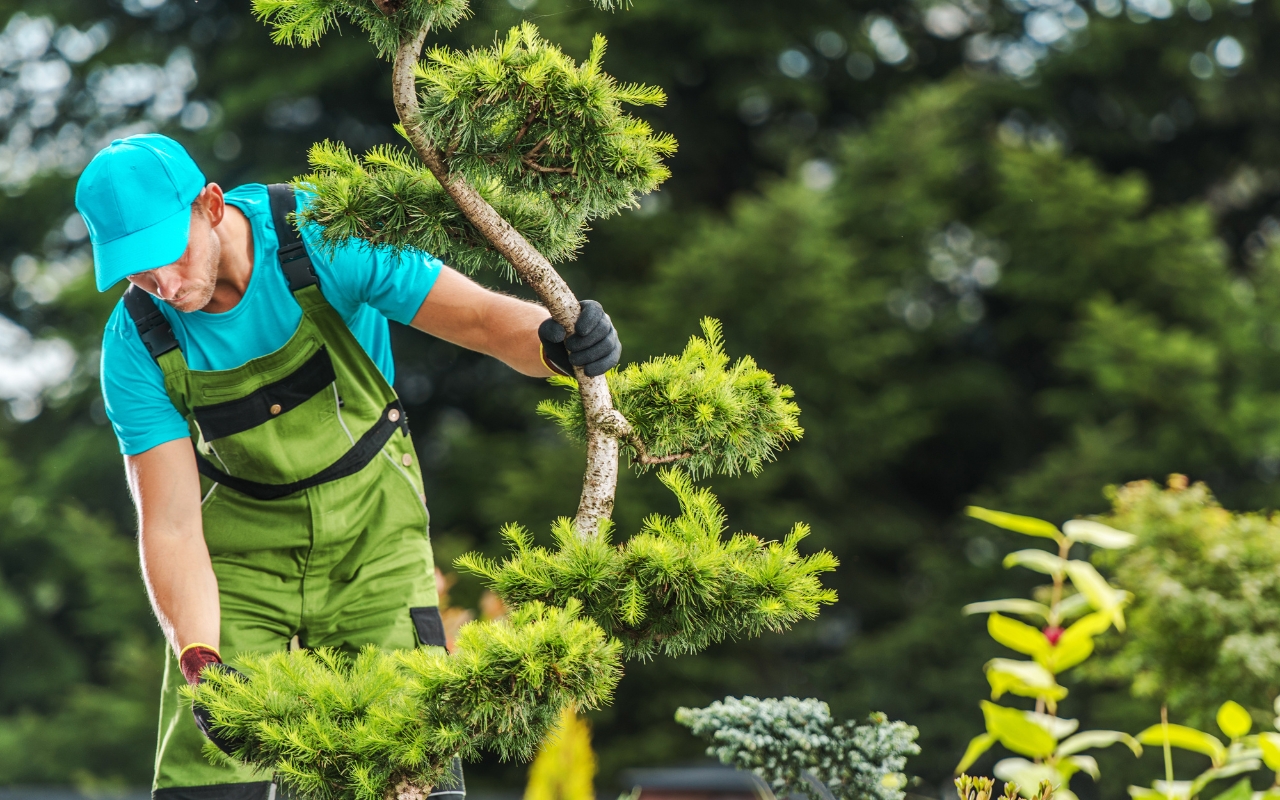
[80,134,621,800]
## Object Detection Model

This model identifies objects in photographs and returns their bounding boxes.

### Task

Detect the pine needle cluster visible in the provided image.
[183,601,621,800]
[538,319,803,478]
[296,141,581,277]
[675,697,921,800]
[251,0,473,60]
[456,470,838,660]
[415,23,675,221]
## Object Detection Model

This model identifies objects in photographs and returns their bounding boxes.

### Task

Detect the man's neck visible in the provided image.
[204,205,254,314]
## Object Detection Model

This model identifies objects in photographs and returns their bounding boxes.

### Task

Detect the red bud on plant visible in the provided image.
[1043,626,1064,645]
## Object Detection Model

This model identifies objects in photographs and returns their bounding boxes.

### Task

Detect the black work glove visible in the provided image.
[538,299,621,378]
[182,645,249,758]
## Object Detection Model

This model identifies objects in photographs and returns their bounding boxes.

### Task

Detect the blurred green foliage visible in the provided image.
[1092,478,1280,731]
[5,0,1280,792]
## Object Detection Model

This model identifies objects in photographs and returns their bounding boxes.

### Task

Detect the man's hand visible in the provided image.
[538,300,622,378]
[182,643,248,757]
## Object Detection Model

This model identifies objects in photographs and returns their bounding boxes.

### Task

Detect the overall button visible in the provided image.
[388,408,401,422]
[270,403,282,415]
[402,453,413,466]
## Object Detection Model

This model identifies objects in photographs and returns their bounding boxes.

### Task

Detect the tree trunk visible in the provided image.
[389,22,629,538]
[387,778,429,800]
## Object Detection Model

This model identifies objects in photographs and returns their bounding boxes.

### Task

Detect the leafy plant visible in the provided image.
[1127,701,1264,800]
[675,696,920,800]
[956,507,1142,799]
[1088,477,1280,728]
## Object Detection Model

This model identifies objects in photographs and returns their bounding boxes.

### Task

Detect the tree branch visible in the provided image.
[526,135,550,159]
[512,102,539,145]
[522,158,574,175]
[372,0,403,14]
[390,21,625,538]
[625,434,704,466]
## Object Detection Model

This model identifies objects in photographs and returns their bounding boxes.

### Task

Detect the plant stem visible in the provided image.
[1049,536,1070,627]
[1162,704,1174,790]
[389,19,628,538]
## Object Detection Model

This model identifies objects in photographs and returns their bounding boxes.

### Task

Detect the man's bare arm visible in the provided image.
[409,266,553,377]
[126,438,221,657]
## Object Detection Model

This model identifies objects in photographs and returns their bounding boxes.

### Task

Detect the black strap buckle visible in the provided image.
[267,183,318,293]
[123,284,179,360]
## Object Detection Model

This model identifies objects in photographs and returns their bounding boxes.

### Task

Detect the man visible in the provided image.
[81,134,620,800]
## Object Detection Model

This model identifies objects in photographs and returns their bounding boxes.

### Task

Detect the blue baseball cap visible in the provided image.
[75,134,206,292]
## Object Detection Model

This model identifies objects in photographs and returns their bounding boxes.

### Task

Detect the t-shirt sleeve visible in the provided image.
[100,302,190,456]
[297,199,443,325]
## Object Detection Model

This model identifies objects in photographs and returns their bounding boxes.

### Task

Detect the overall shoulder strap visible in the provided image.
[267,183,319,293]
[123,284,179,360]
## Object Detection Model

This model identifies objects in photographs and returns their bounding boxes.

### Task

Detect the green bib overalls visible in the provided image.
[124,186,454,800]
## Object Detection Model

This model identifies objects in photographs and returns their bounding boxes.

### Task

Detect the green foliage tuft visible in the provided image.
[251,0,472,60]
[183,601,621,800]
[296,141,583,277]
[457,469,837,660]
[675,696,920,800]
[538,318,803,478]
[415,23,675,223]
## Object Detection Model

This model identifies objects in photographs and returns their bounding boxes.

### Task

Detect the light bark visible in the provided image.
[387,777,428,800]
[390,21,629,538]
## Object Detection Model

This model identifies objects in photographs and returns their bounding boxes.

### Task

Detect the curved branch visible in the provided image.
[391,21,623,538]
[626,434,695,466]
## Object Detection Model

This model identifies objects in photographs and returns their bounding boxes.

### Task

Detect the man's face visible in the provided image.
[127,202,221,313]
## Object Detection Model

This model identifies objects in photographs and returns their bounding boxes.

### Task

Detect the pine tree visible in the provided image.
[189,1,837,797]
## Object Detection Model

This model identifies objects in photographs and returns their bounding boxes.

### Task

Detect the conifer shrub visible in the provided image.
[537,318,804,478]
[458,469,836,659]
[675,696,920,800]
[185,602,620,800]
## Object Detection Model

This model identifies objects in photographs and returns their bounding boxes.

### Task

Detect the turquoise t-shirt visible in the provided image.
[100,183,443,456]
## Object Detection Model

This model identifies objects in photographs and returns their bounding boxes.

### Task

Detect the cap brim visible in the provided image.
[93,203,193,292]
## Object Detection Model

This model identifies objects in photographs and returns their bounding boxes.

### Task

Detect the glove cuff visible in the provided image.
[179,642,223,686]
[540,342,573,377]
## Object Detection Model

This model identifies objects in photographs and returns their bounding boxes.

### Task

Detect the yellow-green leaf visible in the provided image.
[1045,628,1094,674]
[1258,732,1280,771]
[968,507,1062,540]
[981,701,1058,758]
[1004,549,1068,576]
[1211,778,1254,800]
[985,658,1068,706]
[956,731,998,774]
[1136,723,1226,766]
[1041,611,1110,673]
[993,758,1063,795]
[1216,701,1251,740]
[963,599,1053,621]
[1061,520,1137,549]
[1057,730,1143,758]
[1065,755,1100,781]
[988,614,1052,663]
[1064,560,1128,631]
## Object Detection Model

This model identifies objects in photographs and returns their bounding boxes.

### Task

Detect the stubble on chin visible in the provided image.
[166,234,220,313]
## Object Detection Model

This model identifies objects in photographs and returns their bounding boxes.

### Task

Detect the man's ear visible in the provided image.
[197,183,227,228]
